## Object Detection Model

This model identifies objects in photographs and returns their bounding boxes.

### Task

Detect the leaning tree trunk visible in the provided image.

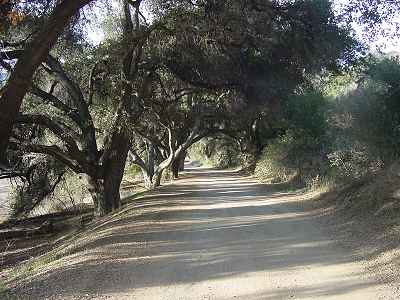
[0,0,94,164]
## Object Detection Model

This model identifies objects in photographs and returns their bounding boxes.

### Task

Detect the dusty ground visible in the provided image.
[4,167,399,299]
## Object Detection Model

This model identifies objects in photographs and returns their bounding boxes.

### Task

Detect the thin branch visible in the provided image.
[44,55,87,108]
[29,85,83,127]
[16,114,81,158]
[29,171,65,212]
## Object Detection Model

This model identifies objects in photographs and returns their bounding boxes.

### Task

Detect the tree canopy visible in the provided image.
[0,0,397,216]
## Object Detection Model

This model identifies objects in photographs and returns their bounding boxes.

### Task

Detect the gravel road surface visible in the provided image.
[9,167,397,299]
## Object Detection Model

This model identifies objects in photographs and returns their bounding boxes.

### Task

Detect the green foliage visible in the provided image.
[209,147,241,169]
[125,164,141,180]
[255,88,330,185]
[254,56,400,189]
[327,142,383,182]
[340,0,400,41]
[255,129,328,186]
[187,142,207,166]
[284,89,329,138]
[254,133,298,183]
[338,57,400,163]
[159,0,358,107]
[188,138,241,169]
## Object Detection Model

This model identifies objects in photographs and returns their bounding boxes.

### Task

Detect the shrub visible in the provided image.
[254,129,329,186]
[254,57,400,188]
[323,57,400,183]
[188,138,242,169]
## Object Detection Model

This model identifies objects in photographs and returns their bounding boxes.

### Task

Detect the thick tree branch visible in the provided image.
[16,114,82,160]
[8,141,82,174]
[43,55,98,155]
[129,149,148,173]
[44,55,87,110]
[0,0,95,163]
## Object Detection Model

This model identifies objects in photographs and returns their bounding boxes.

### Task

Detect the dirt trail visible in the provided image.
[9,167,398,299]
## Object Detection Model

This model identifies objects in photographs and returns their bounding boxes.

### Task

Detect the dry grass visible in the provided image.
[310,163,400,291]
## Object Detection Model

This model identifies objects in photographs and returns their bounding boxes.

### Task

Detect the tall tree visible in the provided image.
[0,0,95,168]
[4,0,163,216]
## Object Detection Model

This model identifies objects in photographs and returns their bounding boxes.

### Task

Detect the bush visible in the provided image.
[254,87,331,185]
[255,130,329,186]
[188,138,242,169]
[209,143,241,169]
[254,57,400,189]
[327,140,383,183]
[323,57,400,183]
[348,57,400,162]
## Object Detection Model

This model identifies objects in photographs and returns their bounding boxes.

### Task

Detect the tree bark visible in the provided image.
[101,134,130,213]
[171,160,180,179]
[87,160,127,217]
[0,0,94,164]
[141,169,163,190]
[179,151,186,171]
[87,177,106,216]
[87,132,130,216]
[87,175,121,217]
[171,150,187,179]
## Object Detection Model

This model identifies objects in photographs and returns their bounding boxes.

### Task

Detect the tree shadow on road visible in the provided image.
[7,168,388,299]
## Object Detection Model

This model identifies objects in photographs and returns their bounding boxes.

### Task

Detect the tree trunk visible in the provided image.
[142,169,163,190]
[147,143,155,178]
[142,170,153,190]
[87,155,127,217]
[179,151,186,171]
[171,150,186,179]
[88,132,130,216]
[154,171,162,187]
[171,159,180,179]
[0,0,94,164]
[87,177,107,216]
[87,173,122,217]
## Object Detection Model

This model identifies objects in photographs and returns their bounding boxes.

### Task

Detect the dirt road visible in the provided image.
[9,167,397,299]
